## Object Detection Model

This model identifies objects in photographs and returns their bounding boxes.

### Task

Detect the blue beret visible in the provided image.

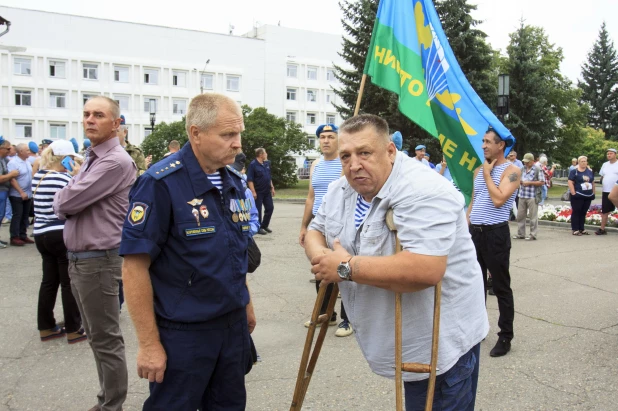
[69,138,79,153]
[315,124,338,137]
[120,115,126,125]
[391,131,402,150]
[415,145,426,150]
[402,150,409,156]
[83,139,91,149]
[0,135,4,145]
[42,139,53,145]
[28,141,39,153]
[424,153,430,158]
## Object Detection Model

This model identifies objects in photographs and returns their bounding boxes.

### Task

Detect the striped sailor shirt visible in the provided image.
[469,162,516,225]
[32,170,72,235]
[311,158,342,215]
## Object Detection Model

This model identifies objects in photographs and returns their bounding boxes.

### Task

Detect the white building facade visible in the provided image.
[0,6,348,167]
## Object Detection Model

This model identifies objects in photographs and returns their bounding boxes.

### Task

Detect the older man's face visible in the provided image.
[339,125,396,202]
[319,132,338,157]
[193,104,244,170]
[607,151,616,161]
[83,98,120,146]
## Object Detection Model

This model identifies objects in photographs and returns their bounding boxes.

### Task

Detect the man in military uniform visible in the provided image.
[117,115,148,176]
[120,93,256,410]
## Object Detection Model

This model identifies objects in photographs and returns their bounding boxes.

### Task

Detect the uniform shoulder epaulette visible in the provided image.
[147,160,184,180]
[226,165,243,180]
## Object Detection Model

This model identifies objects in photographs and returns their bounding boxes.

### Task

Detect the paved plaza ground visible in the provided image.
[1,202,617,410]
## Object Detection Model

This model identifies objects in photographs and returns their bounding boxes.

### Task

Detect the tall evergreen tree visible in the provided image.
[333,0,497,155]
[434,0,497,108]
[578,22,618,140]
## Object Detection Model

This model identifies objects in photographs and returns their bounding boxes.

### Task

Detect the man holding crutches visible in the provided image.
[306,114,488,410]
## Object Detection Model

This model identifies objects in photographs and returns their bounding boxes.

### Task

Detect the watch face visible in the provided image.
[338,262,350,280]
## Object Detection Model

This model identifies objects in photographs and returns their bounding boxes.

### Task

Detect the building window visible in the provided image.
[306,113,317,125]
[326,114,336,124]
[173,99,187,115]
[114,66,129,83]
[226,75,240,92]
[114,95,130,111]
[173,71,187,87]
[50,92,66,108]
[144,129,153,138]
[144,69,159,85]
[307,90,317,102]
[14,58,32,75]
[15,122,33,138]
[308,136,316,148]
[83,63,98,80]
[144,98,158,113]
[326,92,334,104]
[307,67,318,80]
[326,68,336,81]
[50,124,67,139]
[49,60,66,78]
[82,93,96,106]
[287,64,298,78]
[286,88,297,101]
[286,112,297,123]
[15,90,32,106]
[201,74,214,90]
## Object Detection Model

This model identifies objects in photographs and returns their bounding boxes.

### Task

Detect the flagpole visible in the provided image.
[353,74,367,116]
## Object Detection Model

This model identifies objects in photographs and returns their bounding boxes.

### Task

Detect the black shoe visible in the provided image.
[263,227,272,233]
[257,229,268,235]
[488,287,495,296]
[490,338,511,357]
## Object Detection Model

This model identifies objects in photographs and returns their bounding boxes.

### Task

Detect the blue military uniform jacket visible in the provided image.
[120,143,250,323]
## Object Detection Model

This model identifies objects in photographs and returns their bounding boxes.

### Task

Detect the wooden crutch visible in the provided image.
[290,281,340,410]
[385,209,442,411]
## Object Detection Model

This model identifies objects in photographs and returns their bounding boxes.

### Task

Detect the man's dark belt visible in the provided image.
[156,308,245,331]
[470,222,508,232]
[67,247,119,262]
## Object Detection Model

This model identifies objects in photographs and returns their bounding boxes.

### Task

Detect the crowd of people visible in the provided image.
[2,90,618,411]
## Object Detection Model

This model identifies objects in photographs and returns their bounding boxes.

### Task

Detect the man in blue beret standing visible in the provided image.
[299,123,353,337]
[412,145,430,167]
[248,147,275,235]
[120,93,255,410]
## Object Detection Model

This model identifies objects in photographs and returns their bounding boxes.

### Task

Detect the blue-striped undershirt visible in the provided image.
[469,162,516,225]
[355,195,371,229]
[311,158,342,215]
[206,171,223,194]
[31,170,72,235]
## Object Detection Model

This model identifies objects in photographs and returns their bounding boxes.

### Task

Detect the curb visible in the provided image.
[536,219,617,233]
[273,198,305,204]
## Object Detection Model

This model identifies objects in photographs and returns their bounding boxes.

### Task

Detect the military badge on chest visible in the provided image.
[187,198,205,226]
[230,198,249,223]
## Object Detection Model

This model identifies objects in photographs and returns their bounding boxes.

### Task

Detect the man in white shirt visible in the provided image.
[596,148,618,235]
[412,144,430,167]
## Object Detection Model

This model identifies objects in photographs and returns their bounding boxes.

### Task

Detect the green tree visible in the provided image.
[241,105,310,188]
[576,127,614,172]
[435,0,497,108]
[141,119,187,163]
[504,22,585,159]
[578,22,618,140]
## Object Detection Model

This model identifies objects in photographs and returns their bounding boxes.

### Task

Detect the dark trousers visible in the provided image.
[145,312,251,411]
[315,280,348,322]
[35,230,82,332]
[9,196,31,239]
[470,224,514,341]
[570,196,592,232]
[255,191,274,229]
[404,343,480,411]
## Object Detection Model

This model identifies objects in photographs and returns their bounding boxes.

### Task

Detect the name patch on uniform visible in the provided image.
[241,224,250,233]
[185,226,216,237]
[128,202,149,226]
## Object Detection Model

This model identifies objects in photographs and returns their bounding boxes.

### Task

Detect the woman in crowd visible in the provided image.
[568,156,596,236]
[33,140,86,343]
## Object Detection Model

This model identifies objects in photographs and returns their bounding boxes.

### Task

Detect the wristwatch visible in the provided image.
[337,256,354,281]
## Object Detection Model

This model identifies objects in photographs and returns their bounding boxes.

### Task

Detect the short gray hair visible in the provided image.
[15,143,28,154]
[186,93,240,136]
[85,96,120,120]
[339,114,390,144]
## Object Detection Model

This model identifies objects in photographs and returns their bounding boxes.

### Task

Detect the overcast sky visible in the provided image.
[2,0,617,83]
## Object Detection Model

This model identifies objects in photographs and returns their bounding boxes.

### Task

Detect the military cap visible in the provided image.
[315,124,338,137]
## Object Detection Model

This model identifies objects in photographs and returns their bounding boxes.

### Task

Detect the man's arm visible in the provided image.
[10,178,27,199]
[122,254,167,383]
[0,169,18,183]
[299,161,318,247]
[608,184,618,206]
[54,159,129,218]
[483,162,521,208]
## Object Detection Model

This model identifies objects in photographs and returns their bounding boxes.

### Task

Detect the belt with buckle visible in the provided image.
[67,247,119,261]
[470,222,508,232]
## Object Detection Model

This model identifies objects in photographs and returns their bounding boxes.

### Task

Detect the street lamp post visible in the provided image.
[497,74,510,121]
[149,99,156,132]
[200,59,211,94]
